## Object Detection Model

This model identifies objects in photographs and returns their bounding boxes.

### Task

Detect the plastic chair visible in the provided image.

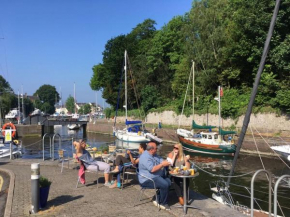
[58,149,70,173]
[134,170,160,211]
[75,160,100,189]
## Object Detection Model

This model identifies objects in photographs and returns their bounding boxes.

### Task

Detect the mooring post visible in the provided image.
[10,142,12,160]
[31,163,40,214]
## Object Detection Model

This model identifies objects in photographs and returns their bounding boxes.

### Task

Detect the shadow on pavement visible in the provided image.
[46,195,83,207]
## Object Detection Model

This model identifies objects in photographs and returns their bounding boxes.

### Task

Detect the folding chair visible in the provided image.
[58,149,70,173]
[134,170,160,211]
[121,164,137,189]
[75,160,100,189]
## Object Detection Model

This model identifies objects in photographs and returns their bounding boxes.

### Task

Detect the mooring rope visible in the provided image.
[189,160,256,178]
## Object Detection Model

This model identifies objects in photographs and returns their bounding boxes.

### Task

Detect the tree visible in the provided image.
[65,95,75,113]
[78,104,91,114]
[33,85,60,114]
[0,75,13,93]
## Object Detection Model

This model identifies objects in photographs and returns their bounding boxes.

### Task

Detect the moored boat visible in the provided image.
[176,61,236,156]
[113,50,163,147]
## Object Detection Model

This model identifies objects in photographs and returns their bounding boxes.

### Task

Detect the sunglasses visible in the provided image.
[173,147,179,149]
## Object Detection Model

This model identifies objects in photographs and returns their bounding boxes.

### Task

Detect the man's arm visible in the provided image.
[151,160,170,173]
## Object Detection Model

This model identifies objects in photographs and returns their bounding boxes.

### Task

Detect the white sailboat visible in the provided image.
[113,50,162,148]
[68,83,80,130]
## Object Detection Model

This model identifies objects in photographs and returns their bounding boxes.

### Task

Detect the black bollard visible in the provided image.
[31,163,40,213]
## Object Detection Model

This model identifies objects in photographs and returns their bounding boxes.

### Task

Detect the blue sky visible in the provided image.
[0,0,192,107]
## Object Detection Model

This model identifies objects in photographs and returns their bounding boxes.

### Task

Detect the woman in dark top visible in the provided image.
[109,143,147,188]
[168,143,190,205]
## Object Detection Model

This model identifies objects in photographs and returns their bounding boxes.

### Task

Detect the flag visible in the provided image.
[220,87,223,97]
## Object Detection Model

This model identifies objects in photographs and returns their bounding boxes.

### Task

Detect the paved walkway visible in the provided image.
[0,159,244,217]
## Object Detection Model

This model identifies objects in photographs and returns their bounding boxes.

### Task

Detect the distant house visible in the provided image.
[24,93,39,103]
[55,105,68,114]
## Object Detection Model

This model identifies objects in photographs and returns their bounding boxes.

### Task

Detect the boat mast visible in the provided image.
[218,86,221,134]
[192,61,195,133]
[124,50,128,127]
[95,92,98,113]
[74,82,76,113]
[18,90,20,124]
[226,0,281,187]
[21,85,25,119]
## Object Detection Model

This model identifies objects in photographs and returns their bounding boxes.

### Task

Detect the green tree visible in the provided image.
[65,95,75,113]
[33,85,60,114]
[78,104,91,114]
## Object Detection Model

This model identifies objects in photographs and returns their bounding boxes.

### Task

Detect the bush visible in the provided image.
[39,176,52,188]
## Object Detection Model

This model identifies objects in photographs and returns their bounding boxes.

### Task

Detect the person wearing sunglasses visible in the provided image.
[168,143,190,205]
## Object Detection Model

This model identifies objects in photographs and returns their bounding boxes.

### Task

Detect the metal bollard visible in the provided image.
[31,163,40,213]
[10,142,12,160]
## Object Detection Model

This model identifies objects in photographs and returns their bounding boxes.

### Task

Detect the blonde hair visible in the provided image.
[176,143,184,161]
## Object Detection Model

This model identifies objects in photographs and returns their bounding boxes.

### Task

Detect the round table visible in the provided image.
[170,172,199,214]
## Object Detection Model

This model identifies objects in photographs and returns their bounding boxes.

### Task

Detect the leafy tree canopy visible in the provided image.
[33,84,59,114]
[65,95,75,114]
[90,0,290,118]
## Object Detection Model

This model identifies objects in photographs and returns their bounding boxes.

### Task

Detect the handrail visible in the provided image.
[42,133,51,161]
[52,133,61,161]
[251,169,272,217]
[274,175,290,217]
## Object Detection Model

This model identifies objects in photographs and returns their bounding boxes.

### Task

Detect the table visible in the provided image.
[170,172,199,214]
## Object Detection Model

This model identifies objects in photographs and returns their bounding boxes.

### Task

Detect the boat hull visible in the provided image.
[178,136,236,156]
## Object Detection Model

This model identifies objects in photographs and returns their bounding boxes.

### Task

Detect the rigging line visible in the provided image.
[189,160,255,178]
[126,54,145,120]
[254,127,290,170]
[250,126,285,217]
[178,63,193,128]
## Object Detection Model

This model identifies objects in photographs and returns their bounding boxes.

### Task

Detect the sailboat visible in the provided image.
[176,62,236,155]
[68,83,80,130]
[113,50,162,148]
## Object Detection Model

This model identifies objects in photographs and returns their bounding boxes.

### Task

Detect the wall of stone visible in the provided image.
[146,111,290,133]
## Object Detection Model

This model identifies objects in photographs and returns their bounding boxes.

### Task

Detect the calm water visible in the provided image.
[20,126,290,216]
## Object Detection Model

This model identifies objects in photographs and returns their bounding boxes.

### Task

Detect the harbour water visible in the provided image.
[19,126,290,216]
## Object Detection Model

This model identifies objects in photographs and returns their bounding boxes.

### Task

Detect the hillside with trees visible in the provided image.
[90,0,290,119]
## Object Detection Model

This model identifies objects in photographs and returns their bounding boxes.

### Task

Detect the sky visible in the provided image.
[0,0,192,107]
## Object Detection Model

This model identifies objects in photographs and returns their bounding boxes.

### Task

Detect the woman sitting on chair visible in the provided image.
[109,143,147,188]
[74,140,112,187]
[168,143,190,205]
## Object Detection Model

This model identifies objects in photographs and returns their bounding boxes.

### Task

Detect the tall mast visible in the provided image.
[74,82,76,113]
[124,50,127,122]
[21,85,25,119]
[226,0,281,187]
[95,92,98,112]
[191,61,195,133]
[218,86,221,134]
[18,90,20,124]
[192,61,195,130]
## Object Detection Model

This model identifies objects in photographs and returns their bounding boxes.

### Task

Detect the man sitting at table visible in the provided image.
[138,142,171,210]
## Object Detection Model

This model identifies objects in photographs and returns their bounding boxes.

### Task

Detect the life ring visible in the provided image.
[13,140,19,145]
[2,123,16,138]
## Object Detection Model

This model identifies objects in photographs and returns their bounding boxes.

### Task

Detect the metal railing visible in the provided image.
[274,175,290,217]
[251,169,272,217]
